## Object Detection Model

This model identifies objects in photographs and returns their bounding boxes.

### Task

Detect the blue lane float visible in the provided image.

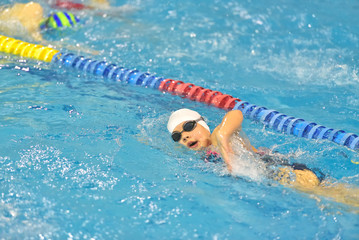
[51,51,359,152]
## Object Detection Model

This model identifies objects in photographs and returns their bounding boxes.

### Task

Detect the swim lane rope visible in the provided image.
[1,35,358,152]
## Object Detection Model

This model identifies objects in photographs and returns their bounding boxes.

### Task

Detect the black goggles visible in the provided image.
[171,117,204,142]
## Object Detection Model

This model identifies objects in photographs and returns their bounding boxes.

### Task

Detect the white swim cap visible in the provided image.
[167,108,210,133]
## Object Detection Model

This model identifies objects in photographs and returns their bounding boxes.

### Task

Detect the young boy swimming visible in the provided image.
[168,108,359,208]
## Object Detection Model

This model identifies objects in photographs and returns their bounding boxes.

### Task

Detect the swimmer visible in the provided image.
[167,108,359,208]
[0,1,136,45]
[0,2,101,55]
[0,2,79,41]
[168,108,258,172]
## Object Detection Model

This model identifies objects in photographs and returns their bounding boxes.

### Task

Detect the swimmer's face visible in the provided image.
[172,121,211,150]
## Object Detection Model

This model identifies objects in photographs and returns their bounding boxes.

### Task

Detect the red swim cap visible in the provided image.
[55,0,90,10]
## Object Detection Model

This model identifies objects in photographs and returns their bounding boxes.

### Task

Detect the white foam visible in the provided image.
[253,49,359,86]
[229,135,266,182]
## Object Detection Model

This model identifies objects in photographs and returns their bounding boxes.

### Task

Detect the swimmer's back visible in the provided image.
[0,2,44,41]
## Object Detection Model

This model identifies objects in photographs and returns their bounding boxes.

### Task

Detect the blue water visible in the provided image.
[1,0,359,239]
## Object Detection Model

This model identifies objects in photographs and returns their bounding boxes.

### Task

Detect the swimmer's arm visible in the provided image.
[212,110,244,172]
[215,110,244,144]
[217,110,258,152]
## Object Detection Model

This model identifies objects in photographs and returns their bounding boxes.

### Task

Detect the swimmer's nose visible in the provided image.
[182,135,189,142]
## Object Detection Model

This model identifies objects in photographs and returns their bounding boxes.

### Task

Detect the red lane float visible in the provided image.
[159,79,241,110]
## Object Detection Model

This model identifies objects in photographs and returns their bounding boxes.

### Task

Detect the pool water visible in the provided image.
[1,0,359,239]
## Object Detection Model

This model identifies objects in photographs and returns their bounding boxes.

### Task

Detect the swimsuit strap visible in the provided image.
[204,150,222,163]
